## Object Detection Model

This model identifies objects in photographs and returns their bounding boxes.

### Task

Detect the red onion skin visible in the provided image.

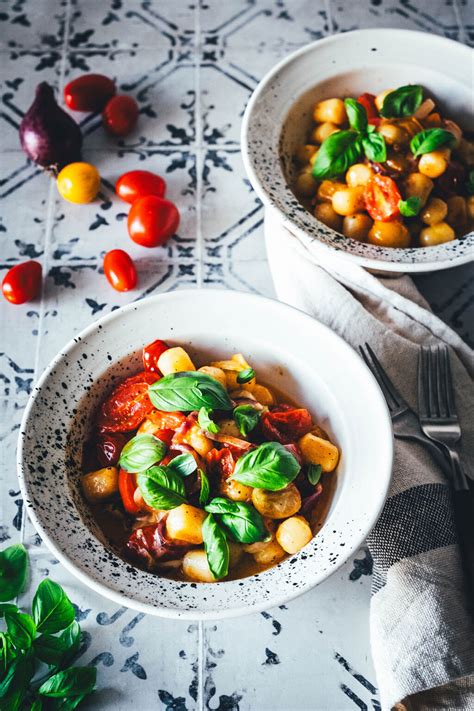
[19,82,82,173]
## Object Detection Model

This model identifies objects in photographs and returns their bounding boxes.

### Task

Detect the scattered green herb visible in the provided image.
[410,128,455,157]
[312,130,362,180]
[307,464,323,486]
[167,453,197,478]
[236,368,255,385]
[198,407,219,434]
[380,85,423,118]
[344,98,368,133]
[232,441,300,491]
[205,498,270,544]
[118,433,167,473]
[137,466,187,510]
[198,469,210,507]
[233,405,261,437]
[149,372,232,413]
[398,196,422,217]
[202,515,229,580]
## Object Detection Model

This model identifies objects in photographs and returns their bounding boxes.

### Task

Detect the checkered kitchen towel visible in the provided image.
[264,207,474,710]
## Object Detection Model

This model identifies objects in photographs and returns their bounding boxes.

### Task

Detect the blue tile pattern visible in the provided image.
[0,1,472,708]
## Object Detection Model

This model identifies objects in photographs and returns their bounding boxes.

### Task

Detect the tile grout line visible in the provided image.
[195,0,204,290]
[324,0,335,35]
[451,0,467,43]
[198,620,205,711]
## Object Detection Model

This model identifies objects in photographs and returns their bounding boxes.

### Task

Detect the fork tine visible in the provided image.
[359,346,395,412]
[425,346,438,418]
[364,343,401,408]
[417,348,429,418]
[441,345,456,418]
[435,345,448,418]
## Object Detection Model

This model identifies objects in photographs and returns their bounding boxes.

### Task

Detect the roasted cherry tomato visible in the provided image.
[116,170,166,204]
[102,95,139,136]
[146,410,186,431]
[118,469,140,514]
[127,195,180,248]
[261,405,313,444]
[96,432,128,467]
[143,339,169,373]
[357,92,378,119]
[127,520,191,564]
[364,174,401,222]
[206,447,235,481]
[98,371,158,432]
[64,74,116,112]
[57,162,101,204]
[2,261,42,305]
[154,428,175,447]
[103,249,137,292]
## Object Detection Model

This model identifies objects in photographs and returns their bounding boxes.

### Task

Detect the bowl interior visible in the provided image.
[243,29,474,272]
[18,290,393,618]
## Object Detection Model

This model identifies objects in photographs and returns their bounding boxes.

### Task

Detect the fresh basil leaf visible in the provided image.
[38,666,96,698]
[345,98,368,133]
[198,407,219,434]
[30,698,43,711]
[149,372,232,412]
[34,634,68,666]
[312,130,362,180]
[466,170,474,195]
[137,466,186,510]
[118,433,166,473]
[0,544,28,602]
[410,128,456,157]
[32,579,75,635]
[0,603,18,618]
[362,131,387,162]
[202,515,229,580]
[307,464,323,486]
[0,631,15,673]
[205,498,269,544]
[399,196,422,217]
[59,620,81,667]
[0,653,34,704]
[236,368,255,385]
[199,469,210,507]
[5,611,36,651]
[233,405,261,437]
[233,442,300,491]
[49,694,88,710]
[167,453,197,477]
[380,85,423,118]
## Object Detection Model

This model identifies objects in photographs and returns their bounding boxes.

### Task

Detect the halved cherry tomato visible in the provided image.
[119,469,140,514]
[357,93,378,119]
[116,170,166,204]
[96,432,128,467]
[102,95,139,136]
[2,261,42,305]
[103,249,137,292]
[154,428,175,447]
[98,371,158,432]
[143,339,169,373]
[206,447,235,481]
[261,405,313,444]
[147,410,186,430]
[128,195,180,248]
[364,174,401,222]
[64,74,116,112]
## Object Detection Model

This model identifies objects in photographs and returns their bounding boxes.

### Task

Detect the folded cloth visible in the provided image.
[264,207,474,711]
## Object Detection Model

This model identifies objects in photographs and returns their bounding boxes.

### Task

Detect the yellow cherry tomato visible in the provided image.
[57,162,100,204]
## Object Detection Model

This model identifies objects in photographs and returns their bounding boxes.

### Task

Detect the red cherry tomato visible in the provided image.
[147,410,186,430]
[154,428,175,447]
[261,405,313,444]
[357,93,378,119]
[368,117,381,127]
[143,339,169,373]
[98,371,158,432]
[128,196,180,248]
[96,432,128,467]
[119,469,140,514]
[364,175,402,222]
[64,74,116,112]
[116,170,166,204]
[102,95,139,136]
[103,249,137,292]
[2,261,42,305]
[206,447,235,480]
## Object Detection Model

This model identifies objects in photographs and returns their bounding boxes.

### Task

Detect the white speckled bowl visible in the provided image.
[18,290,392,619]
[242,29,474,272]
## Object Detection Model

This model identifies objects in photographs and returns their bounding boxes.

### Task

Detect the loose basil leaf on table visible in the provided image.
[137,465,186,510]
[0,653,35,705]
[0,602,18,618]
[38,665,97,699]
[149,372,232,412]
[236,368,255,385]
[167,452,197,477]
[380,85,423,118]
[202,514,229,580]
[362,131,387,162]
[205,498,270,544]
[0,543,28,602]
[344,98,368,133]
[233,404,261,437]
[312,130,363,180]
[199,469,210,506]
[399,196,422,217]
[232,441,301,491]
[118,433,167,473]
[5,610,36,651]
[410,128,455,157]
[198,406,220,434]
[32,579,75,635]
[307,463,323,486]
[34,620,81,667]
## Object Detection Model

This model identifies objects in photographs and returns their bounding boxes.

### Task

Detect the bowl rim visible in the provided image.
[241,28,474,273]
[17,289,393,619]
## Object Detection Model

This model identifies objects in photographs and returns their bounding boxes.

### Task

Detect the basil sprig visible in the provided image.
[233,441,300,491]
[198,406,219,434]
[361,128,386,162]
[33,579,76,635]
[202,515,229,580]
[410,128,455,157]
[118,433,167,473]
[167,452,197,477]
[236,368,255,385]
[199,469,210,506]
[233,405,261,437]
[149,372,232,412]
[205,498,270,544]
[137,465,186,510]
[345,97,368,133]
[399,196,422,217]
[0,544,27,602]
[380,85,423,118]
[307,464,322,486]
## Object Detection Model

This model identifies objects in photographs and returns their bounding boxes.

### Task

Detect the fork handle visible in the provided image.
[445,448,470,492]
[394,433,453,480]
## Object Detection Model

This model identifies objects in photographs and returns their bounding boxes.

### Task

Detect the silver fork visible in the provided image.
[418,345,469,492]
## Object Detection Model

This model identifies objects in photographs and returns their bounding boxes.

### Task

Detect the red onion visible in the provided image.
[19,82,82,173]
[301,483,323,516]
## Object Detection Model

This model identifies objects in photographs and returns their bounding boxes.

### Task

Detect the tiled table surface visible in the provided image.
[1,1,473,709]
